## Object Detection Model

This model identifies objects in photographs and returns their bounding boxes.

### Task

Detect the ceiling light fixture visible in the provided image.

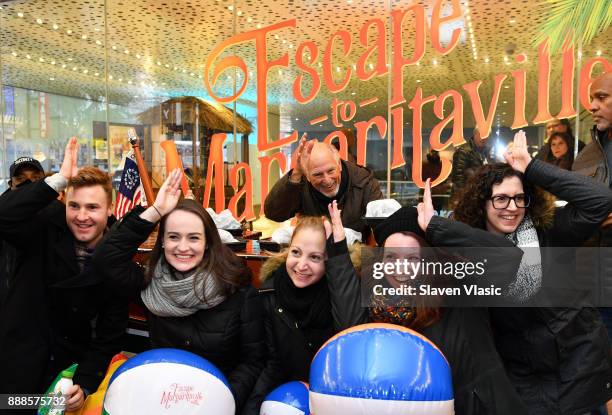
[53,24,59,30]
[17,12,24,18]
[36,18,43,24]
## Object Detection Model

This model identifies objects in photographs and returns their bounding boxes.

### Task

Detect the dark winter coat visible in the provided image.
[572,127,610,186]
[343,214,529,415]
[264,160,383,233]
[0,180,128,395]
[242,238,363,415]
[91,207,266,413]
[454,159,612,414]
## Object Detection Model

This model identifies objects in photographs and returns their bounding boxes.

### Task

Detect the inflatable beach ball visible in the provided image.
[309,323,454,415]
[260,381,309,415]
[103,348,234,415]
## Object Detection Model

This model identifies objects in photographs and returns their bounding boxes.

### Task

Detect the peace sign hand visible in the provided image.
[417,178,435,233]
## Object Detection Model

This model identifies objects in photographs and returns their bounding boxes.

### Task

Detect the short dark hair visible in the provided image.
[67,167,113,205]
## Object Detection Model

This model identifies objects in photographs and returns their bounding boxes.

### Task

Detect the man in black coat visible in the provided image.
[264,139,382,235]
[0,138,128,413]
[0,157,45,307]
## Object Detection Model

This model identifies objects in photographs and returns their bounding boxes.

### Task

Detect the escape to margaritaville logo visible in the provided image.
[195,0,610,221]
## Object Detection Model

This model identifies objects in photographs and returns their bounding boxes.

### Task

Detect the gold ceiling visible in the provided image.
[1,0,610,132]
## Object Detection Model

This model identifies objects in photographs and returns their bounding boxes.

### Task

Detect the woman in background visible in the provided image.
[544,131,574,170]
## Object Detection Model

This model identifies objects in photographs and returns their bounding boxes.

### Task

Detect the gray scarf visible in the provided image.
[505,215,542,302]
[141,258,226,317]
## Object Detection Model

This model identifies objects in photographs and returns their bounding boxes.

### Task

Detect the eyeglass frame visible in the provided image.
[488,193,531,210]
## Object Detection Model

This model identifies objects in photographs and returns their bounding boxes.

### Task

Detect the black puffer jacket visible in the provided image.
[0,180,127,396]
[91,207,266,413]
[452,159,612,414]
[242,238,363,415]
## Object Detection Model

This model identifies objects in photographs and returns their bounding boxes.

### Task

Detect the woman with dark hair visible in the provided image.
[340,204,528,414]
[544,132,574,170]
[244,204,363,414]
[445,131,612,414]
[92,170,265,413]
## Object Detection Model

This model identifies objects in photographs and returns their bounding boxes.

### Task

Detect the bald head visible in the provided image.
[590,72,612,131]
[307,142,342,197]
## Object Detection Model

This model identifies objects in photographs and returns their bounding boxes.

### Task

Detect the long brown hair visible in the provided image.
[146,199,251,298]
[453,163,555,230]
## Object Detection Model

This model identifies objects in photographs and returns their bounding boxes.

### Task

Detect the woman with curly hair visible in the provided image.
[440,131,612,414]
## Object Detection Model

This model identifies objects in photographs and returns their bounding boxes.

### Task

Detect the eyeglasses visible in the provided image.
[489,194,530,209]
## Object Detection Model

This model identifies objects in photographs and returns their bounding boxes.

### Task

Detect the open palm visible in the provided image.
[154,169,183,216]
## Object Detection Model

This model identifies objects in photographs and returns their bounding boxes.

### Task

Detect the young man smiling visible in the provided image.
[0,138,128,413]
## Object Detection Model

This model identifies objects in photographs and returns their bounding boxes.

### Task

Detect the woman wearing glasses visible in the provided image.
[431,131,612,414]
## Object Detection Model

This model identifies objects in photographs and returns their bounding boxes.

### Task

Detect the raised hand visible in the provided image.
[153,169,183,217]
[299,139,315,176]
[504,130,531,173]
[59,137,79,180]
[290,135,308,183]
[327,200,345,242]
[417,179,435,232]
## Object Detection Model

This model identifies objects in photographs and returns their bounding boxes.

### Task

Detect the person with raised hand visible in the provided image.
[332,175,527,414]
[0,137,127,413]
[244,200,363,414]
[92,169,265,414]
[446,130,612,414]
[264,136,383,236]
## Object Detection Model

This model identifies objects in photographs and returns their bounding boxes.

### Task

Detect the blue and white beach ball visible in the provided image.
[103,348,235,415]
[309,323,454,414]
[260,381,309,415]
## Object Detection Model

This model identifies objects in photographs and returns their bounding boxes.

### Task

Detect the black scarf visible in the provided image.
[310,164,349,210]
[273,264,332,330]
